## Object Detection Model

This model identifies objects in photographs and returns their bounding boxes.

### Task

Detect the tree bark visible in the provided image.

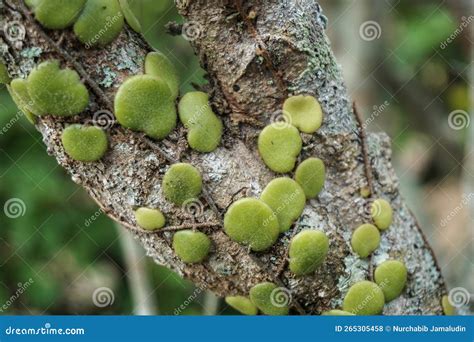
[0,0,447,314]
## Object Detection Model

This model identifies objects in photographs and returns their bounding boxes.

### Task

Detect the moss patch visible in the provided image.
[371,198,393,230]
[134,207,165,231]
[34,0,86,29]
[249,282,289,316]
[162,163,202,205]
[224,198,279,252]
[61,124,108,162]
[343,281,385,315]
[115,75,176,139]
[289,230,329,276]
[283,95,323,133]
[351,223,380,258]
[178,91,223,153]
[27,60,89,116]
[145,52,180,99]
[225,296,258,315]
[172,230,211,264]
[258,123,302,173]
[260,177,306,232]
[294,157,325,199]
[74,0,124,47]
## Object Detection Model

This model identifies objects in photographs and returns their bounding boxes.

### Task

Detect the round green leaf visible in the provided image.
[283,95,323,133]
[343,281,385,315]
[374,260,407,302]
[74,0,124,47]
[289,230,329,276]
[224,198,279,252]
[294,157,325,199]
[258,123,302,173]
[61,124,108,162]
[249,282,289,316]
[351,223,380,258]
[172,230,211,264]
[114,74,176,139]
[260,177,306,232]
[134,207,165,231]
[162,163,202,205]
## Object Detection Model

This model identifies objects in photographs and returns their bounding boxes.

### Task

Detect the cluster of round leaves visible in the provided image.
[5,12,418,314]
[7,50,222,267]
[321,260,407,316]
[132,163,211,264]
[333,259,408,316]
[27,0,142,48]
[258,95,323,173]
[224,95,326,254]
[223,96,332,315]
[115,51,224,151]
[351,198,393,258]
[6,61,108,161]
[322,198,401,315]
[322,195,402,316]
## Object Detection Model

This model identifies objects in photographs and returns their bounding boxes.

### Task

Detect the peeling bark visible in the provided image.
[0,0,447,314]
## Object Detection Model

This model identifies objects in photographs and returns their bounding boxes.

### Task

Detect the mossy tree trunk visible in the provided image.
[0,0,447,314]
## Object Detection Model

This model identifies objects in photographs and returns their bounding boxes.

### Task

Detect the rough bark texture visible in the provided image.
[1,0,447,314]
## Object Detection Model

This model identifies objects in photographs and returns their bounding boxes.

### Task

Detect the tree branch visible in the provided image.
[0,0,446,314]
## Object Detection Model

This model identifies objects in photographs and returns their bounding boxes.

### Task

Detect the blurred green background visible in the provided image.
[0,0,472,314]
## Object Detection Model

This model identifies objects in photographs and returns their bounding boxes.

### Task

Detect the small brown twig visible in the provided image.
[352,101,374,196]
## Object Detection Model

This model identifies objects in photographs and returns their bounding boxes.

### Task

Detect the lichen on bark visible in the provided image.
[0,0,446,314]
